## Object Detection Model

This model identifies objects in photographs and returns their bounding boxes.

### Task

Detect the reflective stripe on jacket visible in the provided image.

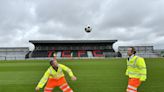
[37,64,74,88]
[126,55,147,81]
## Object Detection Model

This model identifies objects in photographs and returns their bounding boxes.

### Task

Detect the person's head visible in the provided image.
[127,47,136,56]
[53,53,56,57]
[50,60,58,67]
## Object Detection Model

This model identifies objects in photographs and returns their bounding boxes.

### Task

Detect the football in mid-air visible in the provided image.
[85,25,92,33]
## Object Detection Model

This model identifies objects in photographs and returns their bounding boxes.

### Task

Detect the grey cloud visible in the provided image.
[0,0,164,50]
[98,0,156,29]
[34,0,104,26]
[0,0,36,48]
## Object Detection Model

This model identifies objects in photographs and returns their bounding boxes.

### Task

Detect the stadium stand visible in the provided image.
[154,49,164,57]
[161,51,164,57]
[0,47,29,60]
[29,40,118,58]
[118,46,160,58]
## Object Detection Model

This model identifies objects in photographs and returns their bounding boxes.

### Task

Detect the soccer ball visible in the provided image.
[85,25,92,33]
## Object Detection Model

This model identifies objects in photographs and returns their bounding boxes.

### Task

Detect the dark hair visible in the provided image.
[129,47,136,54]
[50,60,54,66]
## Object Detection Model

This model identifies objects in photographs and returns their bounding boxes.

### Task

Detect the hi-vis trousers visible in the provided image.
[44,77,73,92]
[126,78,141,92]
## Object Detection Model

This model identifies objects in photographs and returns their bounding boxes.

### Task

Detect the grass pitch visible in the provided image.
[0,58,164,92]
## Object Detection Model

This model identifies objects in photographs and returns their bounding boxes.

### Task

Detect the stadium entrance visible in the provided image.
[29,40,117,58]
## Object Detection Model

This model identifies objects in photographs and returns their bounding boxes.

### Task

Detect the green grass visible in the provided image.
[0,58,164,92]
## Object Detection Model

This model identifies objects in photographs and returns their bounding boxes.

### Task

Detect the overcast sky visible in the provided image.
[0,0,164,51]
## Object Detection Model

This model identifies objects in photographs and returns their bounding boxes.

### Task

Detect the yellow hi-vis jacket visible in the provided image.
[37,64,75,88]
[126,55,147,81]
